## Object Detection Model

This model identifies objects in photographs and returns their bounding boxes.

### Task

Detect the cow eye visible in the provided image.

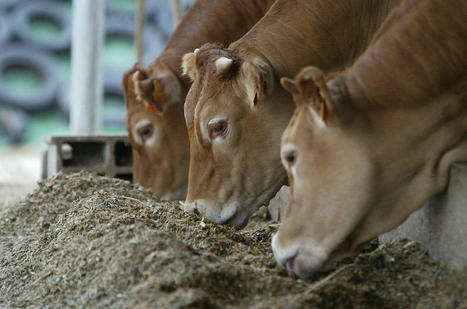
[281,145,298,170]
[208,119,228,140]
[286,151,297,164]
[137,123,154,142]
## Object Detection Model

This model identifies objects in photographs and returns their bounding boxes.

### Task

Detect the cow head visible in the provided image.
[272,66,467,278]
[181,44,294,228]
[123,63,189,200]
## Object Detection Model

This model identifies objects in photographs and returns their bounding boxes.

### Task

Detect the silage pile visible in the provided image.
[0,172,466,308]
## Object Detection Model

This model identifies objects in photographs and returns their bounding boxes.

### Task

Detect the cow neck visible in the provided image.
[233,0,400,79]
[341,0,467,111]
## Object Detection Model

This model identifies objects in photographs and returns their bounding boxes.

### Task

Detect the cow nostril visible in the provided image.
[286,256,296,273]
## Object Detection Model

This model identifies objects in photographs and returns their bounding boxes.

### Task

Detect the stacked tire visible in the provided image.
[0,0,68,142]
[0,0,185,143]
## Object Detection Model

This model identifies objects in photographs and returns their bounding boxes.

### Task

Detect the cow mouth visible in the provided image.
[288,244,359,278]
[286,251,327,279]
[226,209,249,229]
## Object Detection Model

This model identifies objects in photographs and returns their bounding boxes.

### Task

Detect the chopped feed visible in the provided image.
[0,172,465,308]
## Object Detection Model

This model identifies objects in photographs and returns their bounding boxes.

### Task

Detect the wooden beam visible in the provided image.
[70,0,105,135]
[136,0,145,63]
[171,0,183,28]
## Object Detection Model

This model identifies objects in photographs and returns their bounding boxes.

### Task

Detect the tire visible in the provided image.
[106,0,158,26]
[0,45,59,112]
[0,0,20,13]
[148,1,194,39]
[58,78,126,127]
[0,11,11,45]
[104,19,135,46]
[0,105,29,143]
[149,4,172,39]
[12,1,71,52]
[105,8,135,28]
[142,26,167,66]
[102,75,126,126]
[104,19,166,80]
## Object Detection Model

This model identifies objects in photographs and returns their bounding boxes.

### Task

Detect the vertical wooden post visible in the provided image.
[70,0,105,135]
[171,0,183,28]
[136,0,145,63]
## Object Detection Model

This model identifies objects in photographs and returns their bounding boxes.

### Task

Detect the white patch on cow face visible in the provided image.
[133,119,156,147]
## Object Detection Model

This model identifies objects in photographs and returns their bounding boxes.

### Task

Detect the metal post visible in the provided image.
[70,0,105,135]
[171,0,183,28]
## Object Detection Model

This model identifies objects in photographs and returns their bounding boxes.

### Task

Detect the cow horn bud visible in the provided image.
[215,57,233,74]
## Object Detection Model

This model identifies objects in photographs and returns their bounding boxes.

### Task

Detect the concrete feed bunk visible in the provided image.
[381,163,467,270]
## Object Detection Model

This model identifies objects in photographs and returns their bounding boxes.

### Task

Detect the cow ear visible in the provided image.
[294,66,341,126]
[132,69,182,115]
[280,77,298,95]
[239,58,274,109]
[123,64,143,109]
[182,49,199,82]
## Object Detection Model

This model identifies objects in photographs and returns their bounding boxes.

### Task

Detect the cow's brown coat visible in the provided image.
[183,0,400,227]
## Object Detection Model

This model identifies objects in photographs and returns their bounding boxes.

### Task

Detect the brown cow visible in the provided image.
[272,0,467,278]
[182,0,400,227]
[123,0,276,200]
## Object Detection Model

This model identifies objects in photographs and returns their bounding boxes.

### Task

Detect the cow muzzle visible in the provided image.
[182,199,249,229]
[272,233,329,279]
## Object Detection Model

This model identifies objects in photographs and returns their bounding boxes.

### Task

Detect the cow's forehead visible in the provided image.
[184,68,214,127]
[184,76,202,127]
[184,45,242,127]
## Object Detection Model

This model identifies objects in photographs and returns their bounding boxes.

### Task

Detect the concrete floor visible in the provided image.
[0,146,42,211]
